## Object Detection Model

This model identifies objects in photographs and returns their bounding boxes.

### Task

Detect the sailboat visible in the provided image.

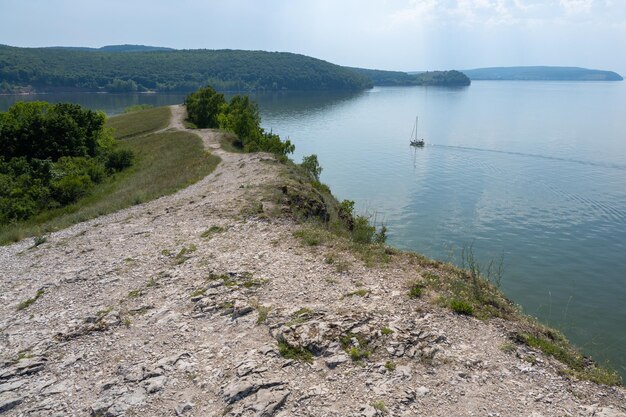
[409,116,425,147]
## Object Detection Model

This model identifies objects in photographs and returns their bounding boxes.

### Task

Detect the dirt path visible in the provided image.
[0,109,624,417]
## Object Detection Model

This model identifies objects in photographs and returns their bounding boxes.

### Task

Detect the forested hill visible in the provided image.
[0,45,372,93]
[349,68,471,86]
[462,66,623,81]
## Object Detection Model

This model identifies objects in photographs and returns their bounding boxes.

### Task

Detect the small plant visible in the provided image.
[278,340,313,363]
[293,228,325,246]
[500,342,516,354]
[175,244,197,264]
[373,225,387,244]
[381,327,394,336]
[409,282,424,299]
[349,346,370,361]
[450,299,474,316]
[351,215,375,244]
[127,289,142,298]
[17,289,45,311]
[344,289,370,298]
[371,400,388,414]
[384,360,396,371]
[200,225,225,238]
[161,249,171,256]
[340,333,371,362]
[123,317,132,327]
[190,288,206,298]
[286,307,315,326]
[32,235,47,247]
[256,305,271,325]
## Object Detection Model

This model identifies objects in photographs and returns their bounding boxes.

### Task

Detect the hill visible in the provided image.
[45,44,175,53]
[351,67,471,86]
[462,66,623,81]
[0,106,623,416]
[0,45,372,93]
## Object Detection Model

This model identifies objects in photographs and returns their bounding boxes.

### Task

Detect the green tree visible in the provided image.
[301,154,322,182]
[184,86,225,128]
[218,95,261,146]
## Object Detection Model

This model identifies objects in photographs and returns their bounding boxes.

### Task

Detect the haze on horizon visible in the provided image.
[1,0,625,75]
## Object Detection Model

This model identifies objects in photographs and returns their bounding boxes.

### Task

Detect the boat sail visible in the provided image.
[409,116,425,147]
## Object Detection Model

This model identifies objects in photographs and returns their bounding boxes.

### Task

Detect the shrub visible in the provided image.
[106,149,134,172]
[301,154,322,182]
[409,282,423,298]
[352,215,375,244]
[450,299,474,316]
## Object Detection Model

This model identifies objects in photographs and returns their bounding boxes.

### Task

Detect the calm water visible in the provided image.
[2,82,625,377]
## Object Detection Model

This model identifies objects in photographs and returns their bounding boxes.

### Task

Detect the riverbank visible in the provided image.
[0,106,624,416]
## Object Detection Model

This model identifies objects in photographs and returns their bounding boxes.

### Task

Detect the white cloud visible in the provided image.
[559,0,594,14]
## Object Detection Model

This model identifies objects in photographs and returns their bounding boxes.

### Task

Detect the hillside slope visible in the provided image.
[462,66,623,81]
[0,108,624,416]
[0,45,372,92]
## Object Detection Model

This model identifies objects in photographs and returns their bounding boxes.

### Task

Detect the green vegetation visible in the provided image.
[106,106,170,139]
[185,86,295,156]
[462,66,623,81]
[200,225,225,238]
[384,360,396,371]
[17,289,44,311]
[175,244,197,264]
[351,68,471,86]
[1,108,220,244]
[344,289,370,298]
[409,282,424,298]
[256,305,271,325]
[0,101,132,227]
[371,401,388,414]
[277,340,313,363]
[449,299,474,316]
[0,45,372,93]
[340,333,371,362]
[381,327,394,336]
[516,331,621,385]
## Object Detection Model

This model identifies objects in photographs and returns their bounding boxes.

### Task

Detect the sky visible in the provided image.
[1,0,625,74]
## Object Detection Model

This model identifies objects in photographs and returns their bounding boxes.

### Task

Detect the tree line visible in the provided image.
[0,45,373,93]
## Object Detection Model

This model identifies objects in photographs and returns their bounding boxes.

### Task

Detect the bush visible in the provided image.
[106,149,134,172]
[301,154,322,182]
[352,215,375,244]
[450,299,474,316]
[185,85,225,128]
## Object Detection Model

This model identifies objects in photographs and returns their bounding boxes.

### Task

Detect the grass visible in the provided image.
[343,289,370,298]
[371,401,388,415]
[219,133,244,153]
[381,327,394,336]
[106,106,171,139]
[175,244,197,264]
[1,129,220,245]
[200,225,225,238]
[277,340,313,363]
[384,360,396,371]
[17,289,45,311]
[409,282,424,299]
[450,299,474,316]
[340,332,371,362]
[256,305,271,324]
[516,332,621,385]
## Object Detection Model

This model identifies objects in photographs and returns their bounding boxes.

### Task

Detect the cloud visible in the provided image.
[559,0,594,14]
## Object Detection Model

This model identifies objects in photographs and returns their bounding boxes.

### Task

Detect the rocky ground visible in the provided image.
[1,106,624,416]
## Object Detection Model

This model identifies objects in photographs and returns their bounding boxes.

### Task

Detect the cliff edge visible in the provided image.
[0,107,624,416]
